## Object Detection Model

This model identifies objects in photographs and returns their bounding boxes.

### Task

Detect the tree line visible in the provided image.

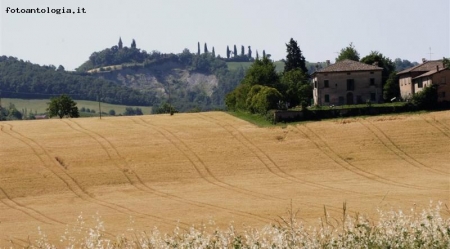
[0,56,153,106]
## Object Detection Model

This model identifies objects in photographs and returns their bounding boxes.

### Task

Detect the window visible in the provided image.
[347,72,351,75]
[347,79,355,91]
[324,80,329,88]
[324,94,330,102]
[314,81,317,88]
[370,78,375,85]
[417,79,423,88]
[370,71,374,74]
[370,93,376,101]
[442,77,446,84]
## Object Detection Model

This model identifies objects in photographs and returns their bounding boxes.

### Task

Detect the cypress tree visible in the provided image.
[204,43,208,53]
[256,50,259,60]
[131,39,136,49]
[248,46,252,59]
[263,50,266,58]
[118,37,123,49]
[284,38,308,74]
[197,42,200,55]
[233,45,237,57]
[212,47,215,57]
[241,45,245,57]
[226,46,230,59]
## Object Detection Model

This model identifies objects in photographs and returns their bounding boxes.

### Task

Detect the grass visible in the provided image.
[226,61,285,72]
[307,101,407,111]
[2,98,152,115]
[227,110,276,127]
[0,111,449,246]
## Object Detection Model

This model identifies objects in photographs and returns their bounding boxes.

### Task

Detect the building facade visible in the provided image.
[413,67,450,102]
[312,59,383,106]
[397,60,443,100]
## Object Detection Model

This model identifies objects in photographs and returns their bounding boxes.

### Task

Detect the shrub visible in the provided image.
[412,84,438,110]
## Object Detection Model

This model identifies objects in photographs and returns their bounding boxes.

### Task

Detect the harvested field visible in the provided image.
[0,111,449,246]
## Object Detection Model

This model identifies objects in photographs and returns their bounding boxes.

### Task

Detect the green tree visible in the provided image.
[412,84,438,110]
[241,45,245,57]
[197,42,200,55]
[248,46,252,59]
[336,42,360,62]
[131,39,136,49]
[284,38,308,75]
[233,45,237,57]
[443,57,450,69]
[226,46,230,59]
[212,47,215,57]
[47,94,80,119]
[204,43,208,53]
[241,57,279,88]
[279,69,312,107]
[246,85,282,114]
[383,72,400,101]
[118,37,123,49]
[361,51,395,89]
[109,109,116,115]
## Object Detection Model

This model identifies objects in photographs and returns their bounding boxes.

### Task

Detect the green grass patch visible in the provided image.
[308,101,407,111]
[227,111,278,127]
[226,61,285,72]
[3,98,152,115]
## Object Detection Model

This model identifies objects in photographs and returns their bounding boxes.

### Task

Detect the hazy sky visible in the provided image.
[1,0,449,71]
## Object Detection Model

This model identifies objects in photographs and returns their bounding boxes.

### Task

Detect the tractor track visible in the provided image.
[196,113,381,204]
[131,117,284,204]
[66,119,270,223]
[359,119,449,176]
[3,123,185,228]
[300,124,445,191]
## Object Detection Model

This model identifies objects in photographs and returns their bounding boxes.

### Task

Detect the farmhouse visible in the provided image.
[412,66,450,102]
[312,59,383,106]
[397,59,443,100]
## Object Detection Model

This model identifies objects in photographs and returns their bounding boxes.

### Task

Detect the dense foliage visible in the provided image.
[47,94,80,119]
[226,38,313,115]
[335,43,360,62]
[383,71,400,101]
[0,103,22,121]
[0,56,153,106]
[360,51,396,97]
[411,84,438,109]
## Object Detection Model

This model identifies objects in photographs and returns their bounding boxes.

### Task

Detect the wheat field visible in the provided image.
[0,111,449,246]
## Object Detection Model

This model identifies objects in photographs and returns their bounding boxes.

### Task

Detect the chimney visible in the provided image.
[436,65,439,72]
[326,60,330,66]
[422,58,427,63]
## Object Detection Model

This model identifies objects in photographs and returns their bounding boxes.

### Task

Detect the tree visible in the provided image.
[248,46,252,59]
[204,43,208,53]
[412,84,438,110]
[197,42,200,55]
[131,39,136,49]
[284,38,308,75]
[56,65,65,72]
[241,45,245,57]
[118,37,123,49]
[263,50,266,58]
[109,109,116,116]
[443,57,450,69]
[279,69,312,107]
[256,50,259,60]
[361,51,395,89]
[233,45,237,57]
[226,46,230,59]
[336,42,360,62]
[47,94,79,119]
[383,72,400,101]
[212,47,215,57]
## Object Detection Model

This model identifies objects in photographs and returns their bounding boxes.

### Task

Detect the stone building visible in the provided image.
[412,66,450,102]
[312,59,383,106]
[397,60,443,100]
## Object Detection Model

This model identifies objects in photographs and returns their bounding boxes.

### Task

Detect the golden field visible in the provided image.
[0,111,449,246]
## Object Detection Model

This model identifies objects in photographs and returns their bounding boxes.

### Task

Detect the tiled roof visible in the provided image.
[313,59,382,74]
[412,68,449,79]
[397,60,443,75]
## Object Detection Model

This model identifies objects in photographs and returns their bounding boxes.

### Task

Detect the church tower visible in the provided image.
[118,37,123,49]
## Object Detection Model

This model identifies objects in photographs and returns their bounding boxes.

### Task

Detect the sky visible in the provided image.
[1,0,449,71]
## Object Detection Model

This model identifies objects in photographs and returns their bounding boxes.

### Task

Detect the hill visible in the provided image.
[0,111,448,245]
[0,56,153,106]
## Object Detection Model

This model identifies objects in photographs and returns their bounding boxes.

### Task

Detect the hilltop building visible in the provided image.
[311,59,383,106]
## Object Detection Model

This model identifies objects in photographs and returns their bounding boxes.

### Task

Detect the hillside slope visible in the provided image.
[0,111,449,245]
